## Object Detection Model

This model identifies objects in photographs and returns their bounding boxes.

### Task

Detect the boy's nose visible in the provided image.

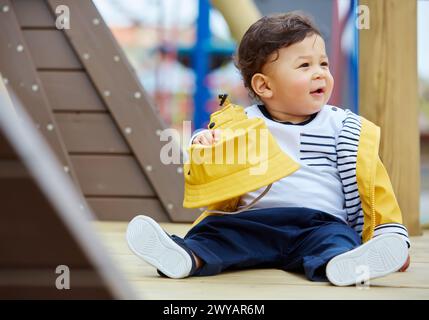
[312,68,327,80]
[312,72,323,80]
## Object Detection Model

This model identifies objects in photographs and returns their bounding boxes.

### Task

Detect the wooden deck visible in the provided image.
[94,221,429,300]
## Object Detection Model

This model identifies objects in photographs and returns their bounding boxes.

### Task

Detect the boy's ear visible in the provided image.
[251,73,273,99]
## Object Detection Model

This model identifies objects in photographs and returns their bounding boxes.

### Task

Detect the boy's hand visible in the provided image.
[399,254,410,272]
[192,129,221,146]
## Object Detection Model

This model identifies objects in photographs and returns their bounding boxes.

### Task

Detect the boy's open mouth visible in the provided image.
[310,87,325,94]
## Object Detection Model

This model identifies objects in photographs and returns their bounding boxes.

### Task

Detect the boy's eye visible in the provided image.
[298,61,329,68]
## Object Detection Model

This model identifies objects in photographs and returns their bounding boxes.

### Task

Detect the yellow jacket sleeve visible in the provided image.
[371,156,410,247]
[373,156,403,226]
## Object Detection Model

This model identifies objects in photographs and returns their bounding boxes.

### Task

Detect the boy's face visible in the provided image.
[253,34,334,118]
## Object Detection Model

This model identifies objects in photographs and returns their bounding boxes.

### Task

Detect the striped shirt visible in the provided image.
[189,104,410,247]
[238,104,350,223]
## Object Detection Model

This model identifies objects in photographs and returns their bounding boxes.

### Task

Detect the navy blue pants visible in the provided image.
[171,207,361,281]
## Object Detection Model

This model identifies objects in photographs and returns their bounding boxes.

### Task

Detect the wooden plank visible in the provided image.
[359,0,421,235]
[0,284,113,299]
[46,0,200,222]
[0,267,114,299]
[39,71,106,111]
[0,0,81,193]
[96,221,429,299]
[56,113,130,153]
[88,198,169,222]
[0,179,97,268]
[0,76,136,299]
[71,155,156,197]
[0,134,16,159]
[0,269,108,287]
[22,30,83,69]
[0,159,27,178]
[132,281,429,300]
[0,213,122,298]
[12,0,56,28]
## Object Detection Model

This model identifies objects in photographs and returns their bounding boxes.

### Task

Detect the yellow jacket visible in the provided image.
[190,107,410,247]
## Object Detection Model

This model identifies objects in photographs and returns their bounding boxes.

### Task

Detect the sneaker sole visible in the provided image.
[126,215,192,279]
[326,233,408,286]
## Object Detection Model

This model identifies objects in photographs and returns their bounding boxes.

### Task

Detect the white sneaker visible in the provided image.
[126,215,195,279]
[326,233,408,286]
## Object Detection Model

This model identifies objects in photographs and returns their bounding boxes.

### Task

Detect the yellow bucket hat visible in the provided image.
[183,95,300,209]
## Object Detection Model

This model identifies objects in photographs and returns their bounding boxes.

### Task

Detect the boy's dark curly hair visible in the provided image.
[235,12,322,99]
